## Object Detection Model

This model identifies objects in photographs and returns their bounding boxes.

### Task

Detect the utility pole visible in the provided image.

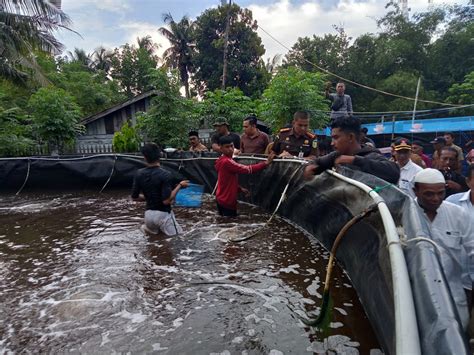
[222,0,231,90]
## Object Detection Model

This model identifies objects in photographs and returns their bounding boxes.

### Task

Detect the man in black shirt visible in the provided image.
[131,143,189,236]
[211,118,241,154]
[303,116,400,184]
[438,146,468,198]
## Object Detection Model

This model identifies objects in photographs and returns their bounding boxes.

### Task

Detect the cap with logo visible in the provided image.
[394,138,411,151]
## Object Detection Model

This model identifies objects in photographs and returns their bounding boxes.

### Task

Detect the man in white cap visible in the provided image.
[413,168,474,329]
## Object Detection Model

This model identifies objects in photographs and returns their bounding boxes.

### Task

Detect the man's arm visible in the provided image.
[211,134,221,153]
[163,180,189,205]
[224,154,274,174]
[351,154,400,184]
[461,212,474,291]
[346,95,353,116]
[131,173,145,201]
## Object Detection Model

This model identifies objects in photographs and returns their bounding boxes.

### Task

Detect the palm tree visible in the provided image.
[67,47,92,68]
[265,54,282,75]
[136,35,159,55]
[91,46,113,74]
[159,13,195,98]
[0,0,74,83]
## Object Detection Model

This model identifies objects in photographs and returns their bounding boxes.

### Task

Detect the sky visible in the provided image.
[56,0,465,60]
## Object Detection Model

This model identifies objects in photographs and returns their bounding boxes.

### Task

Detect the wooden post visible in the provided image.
[221,0,231,90]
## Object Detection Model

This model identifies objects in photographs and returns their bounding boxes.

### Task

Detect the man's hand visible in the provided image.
[303,164,318,180]
[233,149,241,156]
[240,187,251,197]
[265,152,276,165]
[278,150,293,159]
[334,155,355,165]
[446,180,462,192]
[179,180,190,188]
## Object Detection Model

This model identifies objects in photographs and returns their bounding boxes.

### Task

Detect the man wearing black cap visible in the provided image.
[211,118,241,154]
[430,136,446,169]
[188,131,208,152]
[393,138,422,198]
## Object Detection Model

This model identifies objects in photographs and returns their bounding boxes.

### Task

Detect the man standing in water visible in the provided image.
[131,143,189,236]
[215,136,275,217]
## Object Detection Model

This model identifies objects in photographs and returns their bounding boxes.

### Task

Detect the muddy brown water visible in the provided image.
[0,191,380,354]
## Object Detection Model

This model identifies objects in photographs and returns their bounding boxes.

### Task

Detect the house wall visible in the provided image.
[79,96,153,150]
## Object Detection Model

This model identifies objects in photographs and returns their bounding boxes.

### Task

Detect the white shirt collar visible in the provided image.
[460,190,472,202]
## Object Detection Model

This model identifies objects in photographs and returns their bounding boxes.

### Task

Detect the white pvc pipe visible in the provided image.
[326,169,421,355]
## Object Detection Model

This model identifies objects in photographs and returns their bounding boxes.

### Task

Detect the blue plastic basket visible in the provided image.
[175,183,204,207]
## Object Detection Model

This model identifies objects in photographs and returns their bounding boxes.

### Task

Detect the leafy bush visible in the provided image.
[112,121,140,153]
[0,107,34,156]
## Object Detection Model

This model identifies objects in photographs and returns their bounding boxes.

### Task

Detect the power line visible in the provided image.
[256,25,467,107]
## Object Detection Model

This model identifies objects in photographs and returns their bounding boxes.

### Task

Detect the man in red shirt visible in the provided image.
[215,135,275,216]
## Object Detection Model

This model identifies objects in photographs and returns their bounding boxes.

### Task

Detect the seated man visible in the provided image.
[131,143,189,236]
[413,168,474,330]
[188,131,208,152]
[272,111,318,159]
[215,136,275,216]
[240,115,269,154]
[438,146,468,198]
[304,116,400,184]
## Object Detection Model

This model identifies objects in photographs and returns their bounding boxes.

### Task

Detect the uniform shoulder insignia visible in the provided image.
[279,128,291,133]
[306,132,316,139]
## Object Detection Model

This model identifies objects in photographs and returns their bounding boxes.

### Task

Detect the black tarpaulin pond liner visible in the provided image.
[0,153,470,355]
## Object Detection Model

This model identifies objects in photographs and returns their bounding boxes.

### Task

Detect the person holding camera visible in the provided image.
[438,146,468,198]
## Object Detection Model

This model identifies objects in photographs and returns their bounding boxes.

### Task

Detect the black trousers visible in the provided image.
[217,202,237,217]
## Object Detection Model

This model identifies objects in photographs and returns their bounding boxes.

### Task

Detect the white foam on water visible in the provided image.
[116,309,148,324]
[210,350,231,355]
[152,343,169,351]
[231,336,244,344]
[306,277,322,298]
[279,264,300,274]
[269,350,284,355]
[329,322,344,329]
[334,307,348,316]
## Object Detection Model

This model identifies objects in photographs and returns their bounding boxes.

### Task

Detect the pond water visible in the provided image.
[0,191,380,354]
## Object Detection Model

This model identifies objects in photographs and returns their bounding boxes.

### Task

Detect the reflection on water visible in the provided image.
[0,191,380,353]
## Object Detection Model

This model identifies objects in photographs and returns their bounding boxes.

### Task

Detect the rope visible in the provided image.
[100,155,117,193]
[257,25,466,107]
[228,164,303,242]
[301,202,379,326]
[15,158,31,196]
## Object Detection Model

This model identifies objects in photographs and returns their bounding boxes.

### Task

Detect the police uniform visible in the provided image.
[271,128,318,157]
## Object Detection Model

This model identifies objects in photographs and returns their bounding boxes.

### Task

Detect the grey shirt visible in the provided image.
[328,93,353,119]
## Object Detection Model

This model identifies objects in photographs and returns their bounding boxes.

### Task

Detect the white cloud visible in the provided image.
[248,0,465,60]
[62,0,130,13]
[120,21,171,57]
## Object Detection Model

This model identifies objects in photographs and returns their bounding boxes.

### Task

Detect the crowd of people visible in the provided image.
[131,84,474,333]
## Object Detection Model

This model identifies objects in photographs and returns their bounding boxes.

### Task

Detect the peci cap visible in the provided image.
[188,131,199,138]
[213,117,230,127]
[394,138,411,151]
[430,137,446,145]
[414,168,446,184]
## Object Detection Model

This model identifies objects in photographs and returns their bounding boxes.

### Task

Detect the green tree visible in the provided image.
[0,0,73,83]
[0,106,34,156]
[159,13,195,98]
[91,46,114,74]
[192,3,269,97]
[112,121,140,153]
[110,37,159,97]
[258,67,328,131]
[136,68,198,148]
[370,71,437,112]
[28,87,84,150]
[196,88,256,132]
[285,26,351,75]
[447,71,474,106]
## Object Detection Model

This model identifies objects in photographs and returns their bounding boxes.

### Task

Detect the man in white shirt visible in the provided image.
[413,168,474,329]
[394,138,422,198]
[446,165,474,219]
